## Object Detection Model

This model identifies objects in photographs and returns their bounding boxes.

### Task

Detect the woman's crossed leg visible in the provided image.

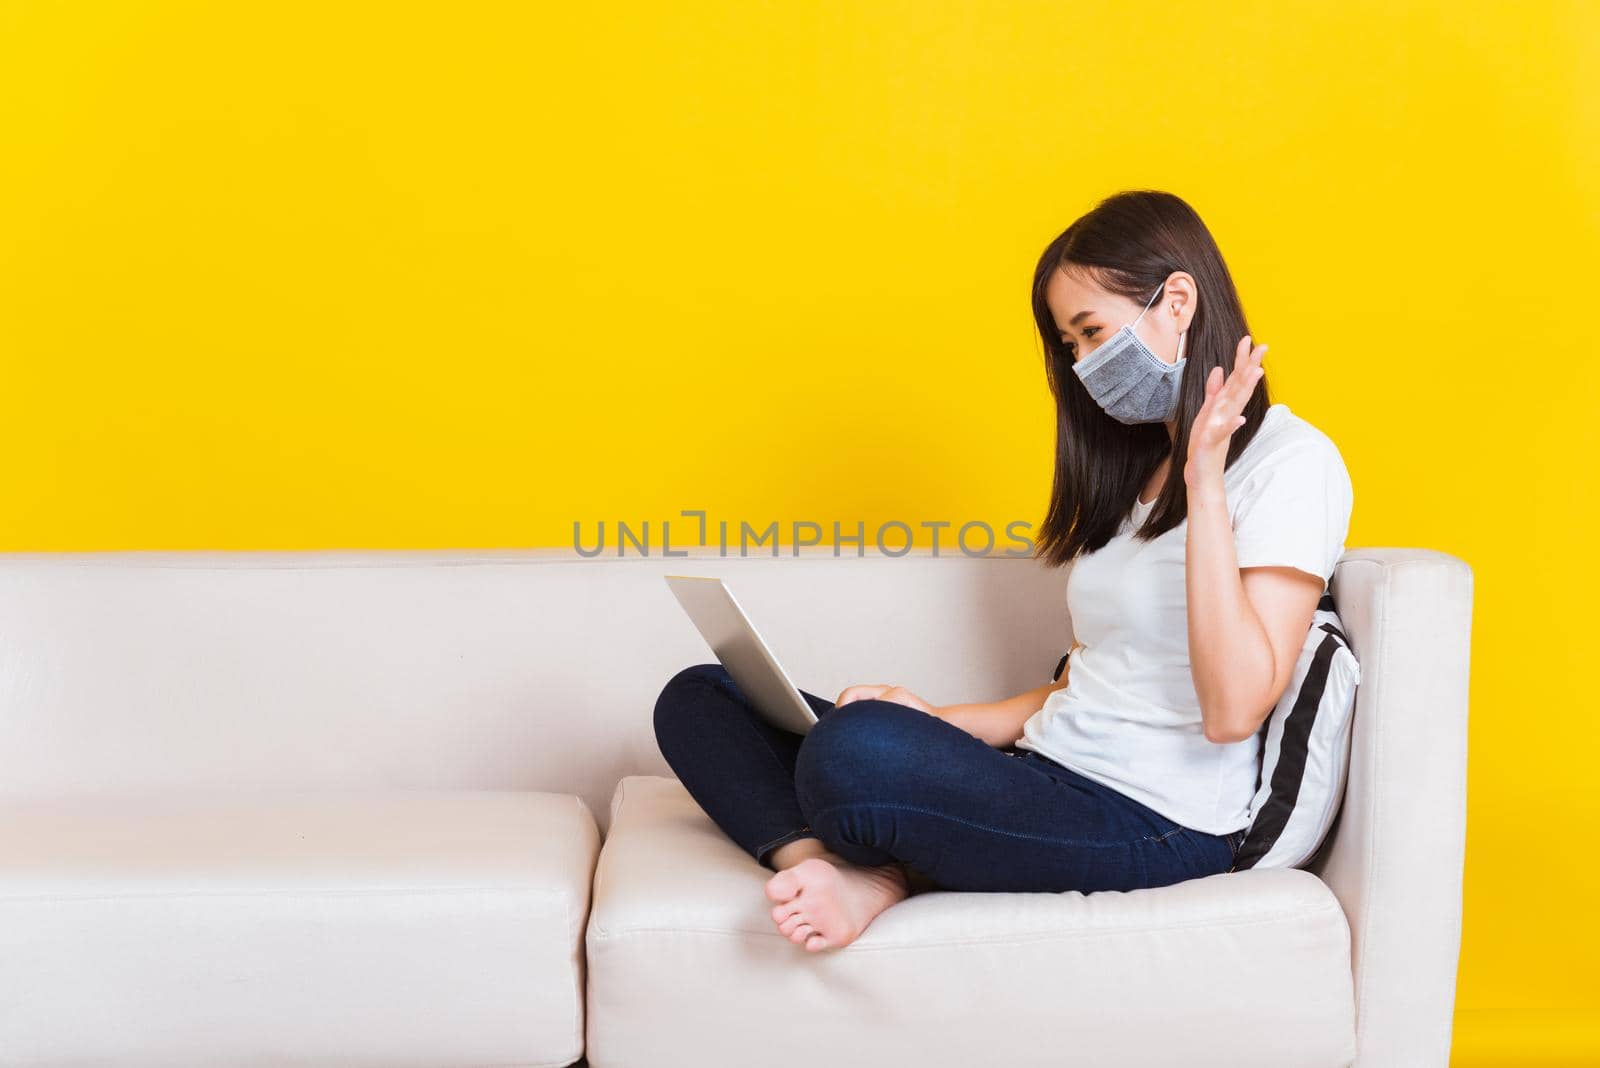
[653,663,1234,952]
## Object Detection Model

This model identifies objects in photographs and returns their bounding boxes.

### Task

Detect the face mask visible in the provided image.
[1071,282,1187,425]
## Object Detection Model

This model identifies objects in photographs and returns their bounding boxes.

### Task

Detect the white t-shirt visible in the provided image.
[1015,402,1354,834]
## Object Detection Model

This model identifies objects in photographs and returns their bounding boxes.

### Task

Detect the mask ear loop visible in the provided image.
[1148,280,1187,364]
[1133,282,1164,327]
[1132,281,1180,364]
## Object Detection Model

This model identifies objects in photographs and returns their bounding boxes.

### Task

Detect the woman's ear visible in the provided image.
[1164,271,1199,333]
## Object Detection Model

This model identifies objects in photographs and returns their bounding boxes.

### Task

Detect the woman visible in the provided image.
[652,189,1354,954]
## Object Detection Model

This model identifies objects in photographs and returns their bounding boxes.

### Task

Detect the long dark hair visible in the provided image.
[1031,189,1271,567]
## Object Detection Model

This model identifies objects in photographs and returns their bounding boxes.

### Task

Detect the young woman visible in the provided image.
[652,189,1354,953]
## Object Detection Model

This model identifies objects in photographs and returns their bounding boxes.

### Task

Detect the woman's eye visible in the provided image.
[1083,326,1099,340]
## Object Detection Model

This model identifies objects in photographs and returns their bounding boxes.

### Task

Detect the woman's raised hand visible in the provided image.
[834,683,939,716]
[1184,333,1266,485]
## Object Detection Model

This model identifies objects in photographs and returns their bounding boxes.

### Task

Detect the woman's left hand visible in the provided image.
[1184,334,1267,487]
[835,683,939,716]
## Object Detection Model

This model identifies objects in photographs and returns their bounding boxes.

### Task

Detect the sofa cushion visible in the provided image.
[1237,589,1361,871]
[586,775,1356,1068]
[0,790,598,1067]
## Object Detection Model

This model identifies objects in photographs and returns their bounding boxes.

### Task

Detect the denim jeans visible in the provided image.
[652,662,1246,893]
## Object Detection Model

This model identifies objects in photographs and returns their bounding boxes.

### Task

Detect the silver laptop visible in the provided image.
[665,575,821,734]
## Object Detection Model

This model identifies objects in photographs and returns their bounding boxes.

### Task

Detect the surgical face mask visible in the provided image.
[1071,283,1186,425]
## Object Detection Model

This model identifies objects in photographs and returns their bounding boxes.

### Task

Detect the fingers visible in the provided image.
[880,685,912,705]
[1232,335,1266,372]
[837,684,932,714]
[1203,336,1266,416]
[1191,336,1268,450]
[1234,334,1266,370]
[1219,335,1266,407]
[883,686,935,714]
[1235,337,1260,378]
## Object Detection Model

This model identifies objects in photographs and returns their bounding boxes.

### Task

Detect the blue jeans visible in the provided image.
[652,662,1246,893]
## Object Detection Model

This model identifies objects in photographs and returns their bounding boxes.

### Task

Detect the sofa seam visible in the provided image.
[1351,557,1391,1046]
[590,900,1347,949]
[0,885,574,904]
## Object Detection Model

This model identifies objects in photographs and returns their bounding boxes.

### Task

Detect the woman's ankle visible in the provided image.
[767,837,902,882]
[766,834,830,871]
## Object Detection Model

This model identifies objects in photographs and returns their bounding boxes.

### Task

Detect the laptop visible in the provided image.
[664,575,822,734]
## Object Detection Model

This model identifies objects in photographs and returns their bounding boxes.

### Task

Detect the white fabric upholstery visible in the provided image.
[1309,549,1474,1067]
[0,550,1071,827]
[588,775,1355,1068]
[0,790,598,1067]
[0,545,1472,1066]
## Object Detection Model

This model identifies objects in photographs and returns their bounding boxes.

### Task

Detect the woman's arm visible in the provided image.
[934,666,1074,748]
[835,644,1078,749]
[1182,338,1323,744]
[1186,482,1323,743]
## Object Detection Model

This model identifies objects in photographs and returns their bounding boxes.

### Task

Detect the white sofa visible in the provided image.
[0,546,1471,1067]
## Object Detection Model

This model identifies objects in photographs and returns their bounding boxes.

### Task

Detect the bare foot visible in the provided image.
[764,853,909,952]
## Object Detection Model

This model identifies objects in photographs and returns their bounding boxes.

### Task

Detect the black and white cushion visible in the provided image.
[1231,590,1361,871]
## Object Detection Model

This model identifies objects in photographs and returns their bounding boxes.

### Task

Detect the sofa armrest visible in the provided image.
[1309,548,1473,1068]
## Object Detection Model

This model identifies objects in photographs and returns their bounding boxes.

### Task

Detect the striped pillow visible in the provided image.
[1230,590,1361,871]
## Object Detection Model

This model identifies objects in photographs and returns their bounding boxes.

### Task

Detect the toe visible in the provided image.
[771,900,802,925]
[765,869,801,903]
[804,932,829,951]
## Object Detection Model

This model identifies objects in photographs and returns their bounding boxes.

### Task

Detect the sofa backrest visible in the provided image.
[0,545,1471,851]
[0,548,1073,831]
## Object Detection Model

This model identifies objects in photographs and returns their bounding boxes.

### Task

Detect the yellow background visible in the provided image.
[1,2,1594,1060]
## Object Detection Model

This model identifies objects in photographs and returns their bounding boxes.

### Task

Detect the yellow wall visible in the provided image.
[1,2,1593,1060]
